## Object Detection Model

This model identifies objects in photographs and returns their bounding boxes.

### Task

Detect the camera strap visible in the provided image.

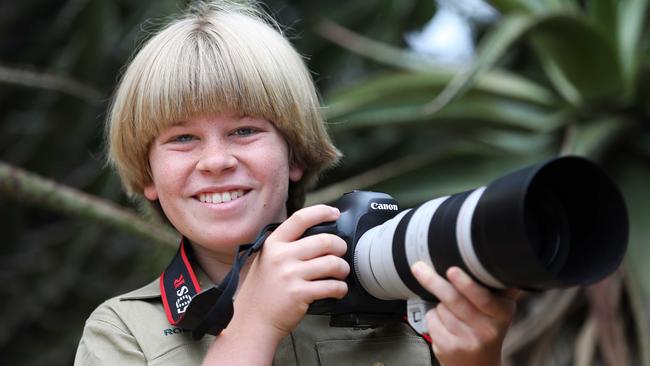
[160,223,279,340]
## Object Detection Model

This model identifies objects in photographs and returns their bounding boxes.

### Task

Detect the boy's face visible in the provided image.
[144,113,303,259]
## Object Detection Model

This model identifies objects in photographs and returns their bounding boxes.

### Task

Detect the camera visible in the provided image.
[304,156,628,333]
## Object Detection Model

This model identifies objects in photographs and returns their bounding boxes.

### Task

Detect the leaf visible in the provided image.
[325,70,452,119]
[306,143,465,206]
[423,12,535,114]
[617,0,649,97]
[308,143,550,207]
[487,0,544,14]
[483,69,559,106]
[469,128,557,154]
[495,0,582,13]
[614,157,650,366]
[529,14,625,105]
[589,0,649,98]
[316,19,439,72]
[369,150,546,207]
[325,68,559,120]
[329,94,569,133]
[587,0,618,43]
[569,117,635,159]
[437,97,568,132]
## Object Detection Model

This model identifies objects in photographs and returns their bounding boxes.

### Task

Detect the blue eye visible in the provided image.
[232,127,258,137]
[172,134,195,143]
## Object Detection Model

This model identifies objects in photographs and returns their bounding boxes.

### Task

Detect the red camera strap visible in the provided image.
[160,239,202,326]
[160,224,280,339]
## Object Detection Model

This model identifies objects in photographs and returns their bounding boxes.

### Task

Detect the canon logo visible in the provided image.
[370,202,399,211]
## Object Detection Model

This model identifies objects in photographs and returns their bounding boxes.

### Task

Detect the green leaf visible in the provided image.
[309,142,553,207]
[469,128,557,154]
[329,94,569,133]
[488,0,537,14]
[529,14,625,105]
[570,117,635,159]
[617,0,649,97]
[325,68,559,120]
[316,19,439,72]
[325,70,452,119]
[589,0,649,98]
[372,150,547,207]
[587,0,618,43]
[615,158,650,364]
[487,0,546,14]
[423,13,536,114]
[434,97,568,132]
[482,69,559,106]
[306,143,468,206]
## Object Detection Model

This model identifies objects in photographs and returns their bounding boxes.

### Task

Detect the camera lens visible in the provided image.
[354,156,628,302]
[524,188,569,274]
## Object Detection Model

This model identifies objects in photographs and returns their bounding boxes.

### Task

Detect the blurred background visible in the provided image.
[1,0,649,364]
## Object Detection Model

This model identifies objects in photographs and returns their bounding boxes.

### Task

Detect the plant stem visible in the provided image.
[0,161,178,247]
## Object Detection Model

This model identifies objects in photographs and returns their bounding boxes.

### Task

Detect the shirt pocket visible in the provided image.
[315,336,432,366]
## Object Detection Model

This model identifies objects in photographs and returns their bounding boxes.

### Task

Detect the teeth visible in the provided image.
[198,190,245,204]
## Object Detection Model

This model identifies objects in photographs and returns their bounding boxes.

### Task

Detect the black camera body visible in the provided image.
[304,191,406,326]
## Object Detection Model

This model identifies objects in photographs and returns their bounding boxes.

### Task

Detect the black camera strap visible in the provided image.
[160,223,279,340]
[160,238,201,326]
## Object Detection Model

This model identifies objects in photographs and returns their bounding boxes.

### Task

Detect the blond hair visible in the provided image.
[107,0,340,213]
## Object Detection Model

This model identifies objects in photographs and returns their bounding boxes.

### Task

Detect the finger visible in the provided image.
[289,234,347,260]
[302,279,348,301]
[411,262,478,324]
[438,302,503,347]
[434,303,474,338]
[424,307,456,355]
[298,255,350,281]
[447,267,517,321]
[269,205,340,242]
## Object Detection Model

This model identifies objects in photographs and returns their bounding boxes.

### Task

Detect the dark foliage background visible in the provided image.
[1,0,649,365]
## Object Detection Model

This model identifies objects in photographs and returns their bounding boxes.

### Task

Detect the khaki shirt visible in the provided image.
[75,269,434,365]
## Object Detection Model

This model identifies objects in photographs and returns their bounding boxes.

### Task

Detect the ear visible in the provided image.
[289,163,304,182]
[143,183,159,201]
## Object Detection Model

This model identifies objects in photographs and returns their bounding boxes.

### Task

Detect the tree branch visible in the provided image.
[0,161,178,247]
[0,64,104,104]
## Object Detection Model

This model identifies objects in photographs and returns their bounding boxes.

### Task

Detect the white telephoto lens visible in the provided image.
[456,186,506,289]
[354,222,391,299]
[404,196,449,270]
[355,210,418,300]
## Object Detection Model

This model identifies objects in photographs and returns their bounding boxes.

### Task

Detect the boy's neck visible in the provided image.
[190,242,252,285]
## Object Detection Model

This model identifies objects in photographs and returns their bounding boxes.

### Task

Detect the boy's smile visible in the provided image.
[196,189,246,204]
[143,113,303,260]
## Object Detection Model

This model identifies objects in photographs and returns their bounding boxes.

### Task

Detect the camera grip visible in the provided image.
[302,221,341,314]
[302,221,339,237]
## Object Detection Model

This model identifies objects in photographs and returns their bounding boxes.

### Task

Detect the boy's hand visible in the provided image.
[231,205,349,343]
[411,262,518,366]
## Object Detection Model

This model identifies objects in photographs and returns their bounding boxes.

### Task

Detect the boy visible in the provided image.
[75,1,517,365]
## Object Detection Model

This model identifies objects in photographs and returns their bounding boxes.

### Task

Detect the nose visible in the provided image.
[195,141,237,174]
